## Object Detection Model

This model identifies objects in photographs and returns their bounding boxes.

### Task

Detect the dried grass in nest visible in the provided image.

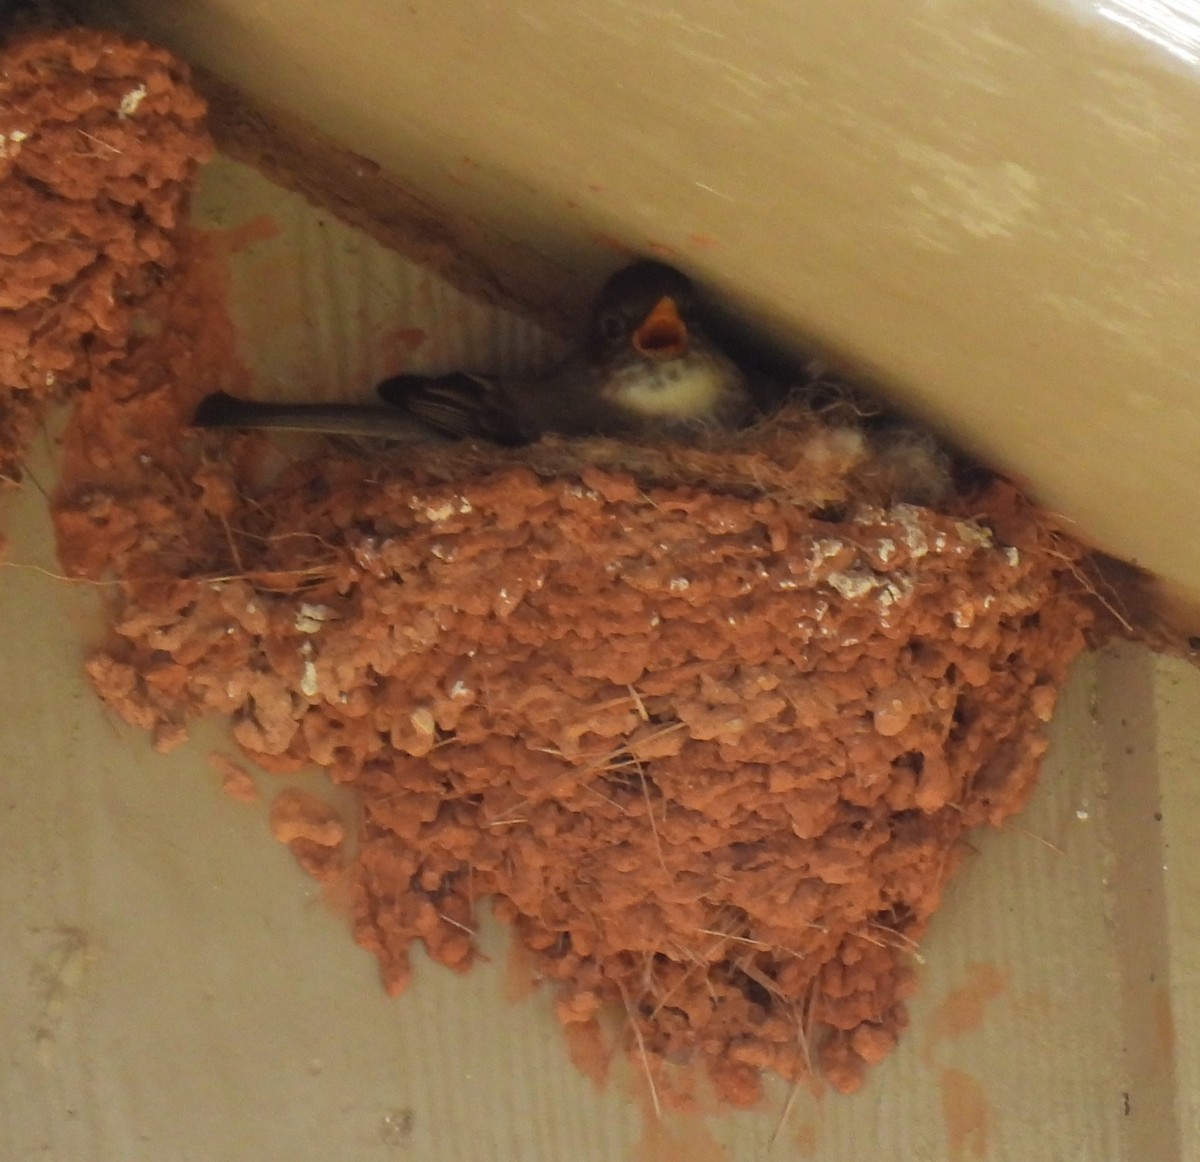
[392,378,953,512]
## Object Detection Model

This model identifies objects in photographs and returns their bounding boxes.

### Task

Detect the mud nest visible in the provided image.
[70,414,1092,1103]
[7,25,1097,1107]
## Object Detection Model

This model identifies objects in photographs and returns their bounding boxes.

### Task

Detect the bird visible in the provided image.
[192,260,758,446]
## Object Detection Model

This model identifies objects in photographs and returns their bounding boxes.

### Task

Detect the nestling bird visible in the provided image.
[193,260,757,445]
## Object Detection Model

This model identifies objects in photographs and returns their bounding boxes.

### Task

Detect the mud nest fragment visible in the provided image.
[0,25,211,486]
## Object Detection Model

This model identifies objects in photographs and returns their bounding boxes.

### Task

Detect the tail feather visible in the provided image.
[192,390,255,427]
[190,391,450,442]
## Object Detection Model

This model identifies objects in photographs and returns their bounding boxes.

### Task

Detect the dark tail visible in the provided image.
[192,390,259,427]
[190,391,451,442]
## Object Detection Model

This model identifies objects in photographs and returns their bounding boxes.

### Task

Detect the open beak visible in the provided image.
[632,296,689,359]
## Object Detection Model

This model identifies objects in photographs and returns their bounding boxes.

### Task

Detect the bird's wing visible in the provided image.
[376,372,530,445]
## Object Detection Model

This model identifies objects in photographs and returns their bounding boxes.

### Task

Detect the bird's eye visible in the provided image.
[599,312,625,344]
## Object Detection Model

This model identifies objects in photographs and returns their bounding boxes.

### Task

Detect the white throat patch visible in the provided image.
[610,357,731,418]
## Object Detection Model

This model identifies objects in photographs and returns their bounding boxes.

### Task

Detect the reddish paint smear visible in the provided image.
[647,241,678,257]
[237,250,307,333]
[502,935,539,1005]
[585,229,637,256]
[689,234,720,249]
[588,183,606,194]
[208,753,259,804]
[391,326,429,354]
[924,962,1010,1063]
[793,1119,819,1156]
[561,1020,611,1090]
[939,1067,990,1160]
[215,213,281,255]
[1152,982,1176,1058]
[633,1114,728,1162]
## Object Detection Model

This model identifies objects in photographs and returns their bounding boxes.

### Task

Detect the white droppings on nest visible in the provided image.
[878,577,914,607]
[807,537,846,571]
[875,538,897,565]
[889,505,929,558]
[300,660,320,698]
[564,484,601,501]
[118,84,146,118]
[295,603,336,633]
[424,501,457,522]
[826,569,878,601]
[449,680,471,699]
[1005,547,1021,567]
[954,521,994,550]
[953,606,976,629]
[429,542,452,561]
[669,577,690,592]
[494,588,524,618]
[0,128,28,158]
[876,576,916,628]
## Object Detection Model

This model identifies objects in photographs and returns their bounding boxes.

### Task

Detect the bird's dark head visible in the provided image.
[582,260,749,426]
[586,260,701,365]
